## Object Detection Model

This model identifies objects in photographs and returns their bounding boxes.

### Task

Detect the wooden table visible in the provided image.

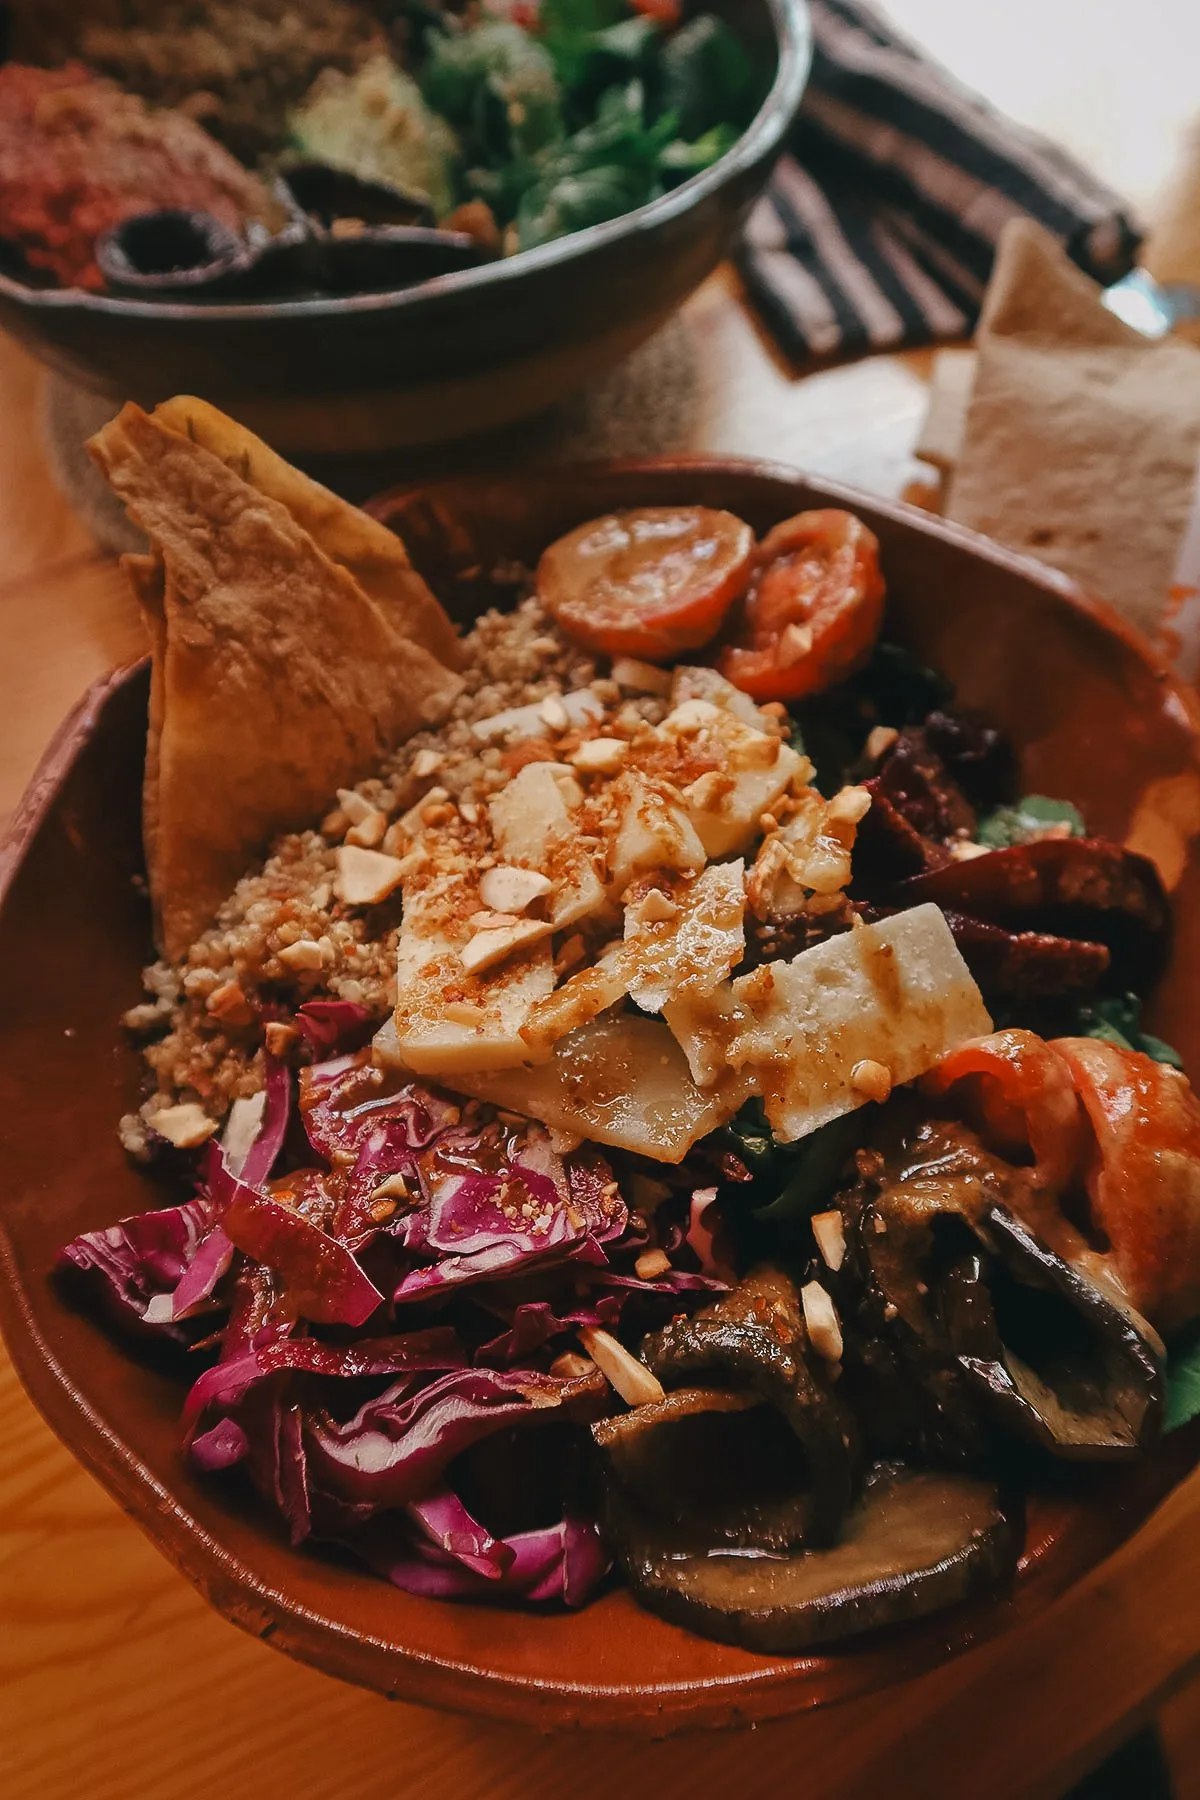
[6,7,1200,1796]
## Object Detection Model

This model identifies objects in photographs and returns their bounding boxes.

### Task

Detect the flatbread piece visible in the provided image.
[945,219,1200,641]
[90,401,463,960]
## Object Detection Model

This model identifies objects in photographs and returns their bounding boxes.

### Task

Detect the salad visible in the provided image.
[0,0,768,291]
[59,397,1200,1653]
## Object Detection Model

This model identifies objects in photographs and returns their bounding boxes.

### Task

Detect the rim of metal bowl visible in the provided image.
[0,0,811,323]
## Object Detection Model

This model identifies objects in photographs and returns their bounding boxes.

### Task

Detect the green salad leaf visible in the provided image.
[976,794,1087,849]
[295,4,767,250]
[421,20,565,163]
[659,121,740,184]
[1070,993,1184,1068]
[725,1103,859,1224]
[1165,1330,1200,1431]
[514,77,676,248]
[658,13,760,139]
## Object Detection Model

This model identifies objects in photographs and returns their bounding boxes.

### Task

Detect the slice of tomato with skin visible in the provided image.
[536,506,755,661]
[1055,1037,1200,1332]
[923,1028,1088,1194]
[719,509,886,702]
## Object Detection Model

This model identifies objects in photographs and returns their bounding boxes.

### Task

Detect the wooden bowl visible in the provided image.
[0,0,809,456]
[3,460,1200,1735]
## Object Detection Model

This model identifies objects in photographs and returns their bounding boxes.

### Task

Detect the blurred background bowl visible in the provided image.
[0,0,810,455]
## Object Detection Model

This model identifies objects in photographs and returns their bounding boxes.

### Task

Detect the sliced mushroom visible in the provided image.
[833,1168,989,1465]
[940,1205,1163,1459]
[831,1121,1163,1462]
[593,1388,818,1552]
[609,1462,1016,1654]
[630,1267,858,1550]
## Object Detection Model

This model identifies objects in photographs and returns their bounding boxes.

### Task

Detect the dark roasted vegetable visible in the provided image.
[937,910,1110,1001]
[608,1461,1017,1653]
[832,1121,1163,1462]
[923,710,1019,811]
[593,1387,818,1552]
[939,1205,1162,1459]
[872,726,977,843]
[633,1266,858,1548]
[885,838,1170,991]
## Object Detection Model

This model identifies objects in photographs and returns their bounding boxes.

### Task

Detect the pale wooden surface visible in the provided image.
[6,5,1200,1796]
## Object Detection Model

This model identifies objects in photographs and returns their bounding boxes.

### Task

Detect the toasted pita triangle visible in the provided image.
[90,402,463,960]
[152,394,463,670]
[946,220,1200,640]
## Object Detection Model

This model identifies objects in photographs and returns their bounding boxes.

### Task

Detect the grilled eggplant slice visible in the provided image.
[609,1461,1016,1654]
[940,1205,1163,1458]
[832,1122,1163,1461]
[609,1267,858,1552]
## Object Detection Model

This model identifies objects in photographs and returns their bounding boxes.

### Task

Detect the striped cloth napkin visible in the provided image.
[739,0,1142,358]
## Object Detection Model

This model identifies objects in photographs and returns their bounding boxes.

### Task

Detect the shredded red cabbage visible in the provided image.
[354,1501,610,1605]
[295,999,376,1058]
[60,1048,728,1612]
[57,1193,220,1341]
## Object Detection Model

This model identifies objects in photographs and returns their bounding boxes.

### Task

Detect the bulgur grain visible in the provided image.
[127,598,596,1126]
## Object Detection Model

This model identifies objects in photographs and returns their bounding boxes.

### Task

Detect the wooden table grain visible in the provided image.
[6,7,1200,1796]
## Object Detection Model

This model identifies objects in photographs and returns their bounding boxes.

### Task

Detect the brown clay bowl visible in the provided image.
[3,460,1200,1734]
[0,0,809,456]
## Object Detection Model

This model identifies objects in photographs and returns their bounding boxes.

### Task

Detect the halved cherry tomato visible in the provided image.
[1055,1038,1200,1332]
[923,1028,1089,1194]
[537,506,755,661]
[719,509,885,702]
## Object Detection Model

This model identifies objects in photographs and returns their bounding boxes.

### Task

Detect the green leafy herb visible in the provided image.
[658,13,759,139]
[1071,993,1184,1068]
[296,3,766,251]
[725,1103,858,1223]
[1165,1330,1200,1431]
[724,1098,777,1172]
[753,1115,861,1222]
[542,0,660,105]
[976,795,1086,850]
[421,21,565,164]
[659,122,740,185]
[514,78,676,248]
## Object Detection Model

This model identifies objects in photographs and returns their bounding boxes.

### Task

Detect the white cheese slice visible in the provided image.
[666,905,991,1140]
[392,940,556,1074]
[489,761,606,929]
[604,771,707,896]
[654,701,806,860]
[624,861,746,1015]
[436,1013,752,1163]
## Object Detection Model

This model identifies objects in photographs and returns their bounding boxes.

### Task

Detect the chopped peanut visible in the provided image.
[812,1210,847,1272]
[571,736,628,775]
[801,1280,843,1363]
[850,1058,893,1103]
[634,1248,672,1280]
[264,1021,299,1057]
[478,865,553,915]
[335,845,406,908]
[579,1327,665,1406]
[147,1102,217,1148]
[345,808,389,849]
[277,937,328,972]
